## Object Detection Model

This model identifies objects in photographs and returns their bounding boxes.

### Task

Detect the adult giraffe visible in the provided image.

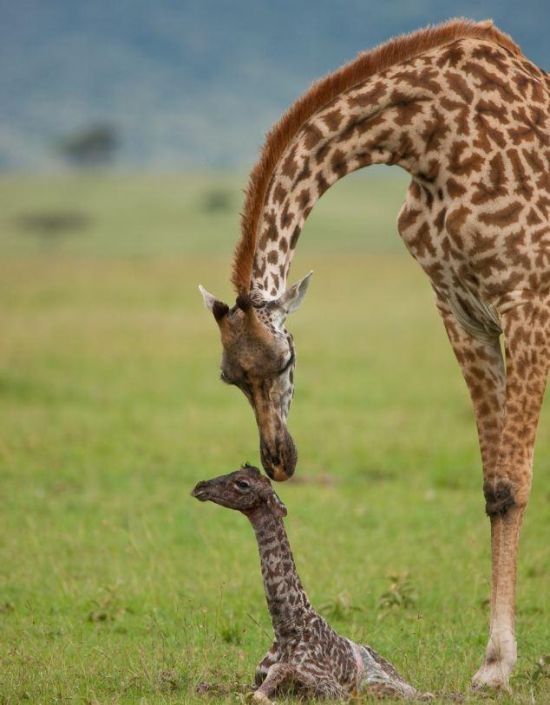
[199,19,549,691]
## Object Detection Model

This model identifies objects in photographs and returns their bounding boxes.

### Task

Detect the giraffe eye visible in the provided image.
[235,479,251,491]
[277,351,295,375]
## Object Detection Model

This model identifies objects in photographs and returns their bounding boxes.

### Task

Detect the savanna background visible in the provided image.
[1,2,548,704]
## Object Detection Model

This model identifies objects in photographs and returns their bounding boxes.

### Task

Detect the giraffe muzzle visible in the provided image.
[260,427,297,482]
[191,480,211,501]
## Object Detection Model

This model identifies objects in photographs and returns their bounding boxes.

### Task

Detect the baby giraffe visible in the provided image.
[192,464,430,702]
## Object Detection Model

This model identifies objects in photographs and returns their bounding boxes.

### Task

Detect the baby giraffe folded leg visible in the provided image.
[193,465,429,700]
[251,663,300,703]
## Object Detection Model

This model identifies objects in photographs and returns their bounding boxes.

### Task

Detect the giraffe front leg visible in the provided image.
[254,641,280,686]
[471,301,549,691]
[248,662,295,704]
[435,301,510,688]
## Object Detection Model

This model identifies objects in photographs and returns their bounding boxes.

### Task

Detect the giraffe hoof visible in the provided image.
[246,691,274,705]
[471,664,512,694]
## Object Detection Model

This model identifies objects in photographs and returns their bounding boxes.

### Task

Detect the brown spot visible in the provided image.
[472,45,509,77]
[478,202,524,227]
[272,183,288,205]
[435,42,465,69]
[331,149,347,176]
[390,90,426,126]
[316,171,330,195]
[445,205,472,238]
[290,226,300,250]
[303,123,324,150]
[507,148,533,201]
[297,188,311,211]
[421,107,449,152]
[440,97,470,135]
[446,177,466,197]
[509,105,548,145]
[293,159,312,187]
[475,98,509,124]
[408,221,436,258]
[397,206,421,233]
[348,81,386,108]
[464,60,518,101]
[321,108,343,131]
[446,70,474,102]
[526,208,542,226]
[470,232,496,255]
[315,142,330,164]
[471,152,507,205]
[448,140,483,176]
[281,144,299,179]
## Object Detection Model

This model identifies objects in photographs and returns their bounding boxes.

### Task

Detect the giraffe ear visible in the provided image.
[266,490,287,518]
[275,271,313,315]
[198,285,229,322]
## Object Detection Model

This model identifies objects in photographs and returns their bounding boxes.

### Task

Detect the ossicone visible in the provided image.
[198,284,229,323]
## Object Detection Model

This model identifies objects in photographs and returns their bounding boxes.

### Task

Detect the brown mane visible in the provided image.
[231,18,521,294]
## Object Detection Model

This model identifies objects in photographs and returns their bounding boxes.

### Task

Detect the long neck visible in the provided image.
[247,509,313,641]
[250,48,448,298]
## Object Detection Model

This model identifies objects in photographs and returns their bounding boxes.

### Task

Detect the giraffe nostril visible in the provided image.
[191,481,210,500]
[260,429,296,481]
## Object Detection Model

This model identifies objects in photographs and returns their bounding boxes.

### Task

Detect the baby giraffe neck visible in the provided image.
[247,509,313,641]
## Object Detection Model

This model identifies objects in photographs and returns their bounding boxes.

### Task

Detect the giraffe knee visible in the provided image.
[483,479,517,517]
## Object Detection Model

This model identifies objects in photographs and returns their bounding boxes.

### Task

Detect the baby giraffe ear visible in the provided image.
[275,271,313,316]
[198,285,229,323]
[266,490,287,518]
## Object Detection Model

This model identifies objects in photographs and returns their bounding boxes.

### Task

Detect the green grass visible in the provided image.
[0,173,548,704]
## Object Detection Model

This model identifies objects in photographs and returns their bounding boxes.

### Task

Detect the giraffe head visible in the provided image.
[191,464,287,517]
[199,273,312,481]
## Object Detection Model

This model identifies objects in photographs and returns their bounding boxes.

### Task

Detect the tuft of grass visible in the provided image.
[377,572,418,617]
[319,591,363,621]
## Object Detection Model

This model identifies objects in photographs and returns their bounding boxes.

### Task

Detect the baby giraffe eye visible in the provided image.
[235,479,250,491]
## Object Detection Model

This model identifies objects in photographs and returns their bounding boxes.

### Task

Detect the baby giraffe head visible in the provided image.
[191,464,287,518]
[199,273,312,482]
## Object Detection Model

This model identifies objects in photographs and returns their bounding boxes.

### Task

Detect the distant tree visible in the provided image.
[201,188,232,213]
[58,123,118,167]
[15,210,91,249]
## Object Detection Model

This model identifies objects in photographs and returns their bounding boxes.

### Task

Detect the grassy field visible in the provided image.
[0,172,548,705]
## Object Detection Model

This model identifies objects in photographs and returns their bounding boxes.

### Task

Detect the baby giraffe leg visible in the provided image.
[255,642,279,685]
[250,662,295,704]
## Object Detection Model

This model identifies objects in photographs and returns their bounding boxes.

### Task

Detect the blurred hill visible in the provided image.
[1,0,548,171]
